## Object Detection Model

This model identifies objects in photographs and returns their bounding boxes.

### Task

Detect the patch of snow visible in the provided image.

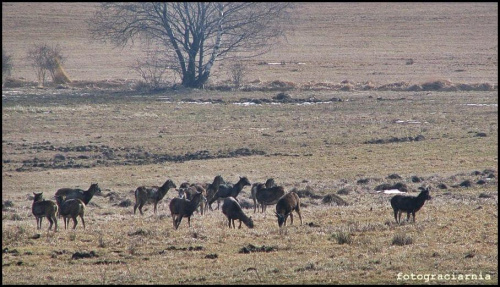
[376,189,406,194]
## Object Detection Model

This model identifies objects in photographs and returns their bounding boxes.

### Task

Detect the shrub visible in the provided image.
[131,48,171,91]
[26,43,65,86]
[229,61,247,88]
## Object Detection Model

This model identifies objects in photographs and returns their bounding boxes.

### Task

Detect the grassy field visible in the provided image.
[2,2,498,285]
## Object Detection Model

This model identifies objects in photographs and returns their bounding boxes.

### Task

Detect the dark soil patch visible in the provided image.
[322,194,349,206]
[71,251,98,260]
[9,143,266,172]
[364,135,425,144]
[238,244,277,254]
[165,245,204,251]
[374,182,408,192]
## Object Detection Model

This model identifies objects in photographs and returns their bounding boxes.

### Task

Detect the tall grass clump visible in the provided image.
[392,233,413,246]
[329,230,353,245]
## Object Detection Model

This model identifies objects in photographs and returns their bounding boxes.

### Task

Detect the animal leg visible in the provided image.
[290,213,294,225]
[393,209,399,223]
[296,209,303,225]
[177,217,183,229]
[53,215,58,231]
[172,215,177,229]
[47,216,53,231]
[72,217,78,229]
[80,215,85,229]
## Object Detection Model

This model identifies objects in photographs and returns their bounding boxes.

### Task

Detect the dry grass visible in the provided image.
[2,2,498,285]
[2,88,497,284]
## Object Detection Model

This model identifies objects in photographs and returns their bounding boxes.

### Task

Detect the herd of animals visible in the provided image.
[31,175,432,232]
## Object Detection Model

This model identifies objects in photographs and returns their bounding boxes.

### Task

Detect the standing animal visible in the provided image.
[250,178,276,213]
[134,179,176,215]
[178,182,207,215]
[222,197,254,229]
[55,195,86,230]
[390,186,432,223]
[204,175,226,212]
[169,191,205,229]
[208,176,251,209]
[55,183,101,205]
[275,191,303,228]
[256,185,285,213]
[31,192,58,231]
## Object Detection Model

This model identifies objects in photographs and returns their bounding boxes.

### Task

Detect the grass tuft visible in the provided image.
[391,233,413,246]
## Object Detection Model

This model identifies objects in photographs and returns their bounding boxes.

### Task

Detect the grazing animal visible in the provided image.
[169,191,205,229]
[55,195,86,230]
[204,175,226,211]
[251,178,276,213]
[55,183,101,205]
[134,179,176,215]
[31,192,58,231]
[222,197,254,229]
[390,186,432,223]
[178,182,207,215]
[256,185,285,213]
[208,176,251,209]
[275,191,303,227]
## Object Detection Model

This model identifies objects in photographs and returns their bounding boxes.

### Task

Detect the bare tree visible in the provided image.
[229,61,247,88]
[2,48,13,83]
[26,43,65,87]
[89,2,292,89]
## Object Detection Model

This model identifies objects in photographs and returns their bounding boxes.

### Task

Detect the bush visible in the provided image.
[26,43,66,86]
[131,48,171,91]
[229,61,247,88]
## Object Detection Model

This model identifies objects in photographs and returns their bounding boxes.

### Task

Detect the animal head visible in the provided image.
[179,182,190,189]
[418,186,432,200]
[274,211,286,227]
[166,179,177,189]
[54,195,64,205]
[178,188,187,199]
[214,175,225,186]
[239,176,251,187]
[90,183,101,194]
[247,216,254,228]
[33,192,44,202]
[265,178,276,188]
